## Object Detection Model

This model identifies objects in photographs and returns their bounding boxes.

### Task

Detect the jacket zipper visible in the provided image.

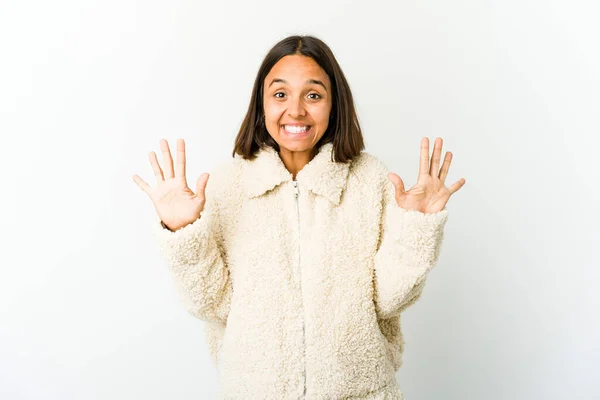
[292,179,306,398]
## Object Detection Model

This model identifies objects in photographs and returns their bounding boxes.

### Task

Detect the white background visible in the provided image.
[1,0,598,399]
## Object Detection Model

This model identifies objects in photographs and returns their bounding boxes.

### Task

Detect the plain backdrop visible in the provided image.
[1,0,598,399]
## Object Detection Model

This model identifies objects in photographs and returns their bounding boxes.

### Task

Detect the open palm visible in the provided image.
[133,138,209,231]
[388,137,465,214]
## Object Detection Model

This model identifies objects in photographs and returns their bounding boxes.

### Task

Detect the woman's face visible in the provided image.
[263,54,333,154]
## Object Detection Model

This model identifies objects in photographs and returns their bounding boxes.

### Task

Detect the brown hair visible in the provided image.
[232,35,365,163]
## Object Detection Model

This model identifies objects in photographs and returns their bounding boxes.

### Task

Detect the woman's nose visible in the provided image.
[287,96,306,118]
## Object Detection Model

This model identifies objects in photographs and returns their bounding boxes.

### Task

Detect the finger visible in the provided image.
[418,137,430,176]
[160,139,175,179]
[429,137,442,177]
[196,173,209,198]
[448,178,466,195]
[439,151,452,182]
[175,138,186,178]
[388,172,405,195]
[132,174,152,195]
[148,151,164,183]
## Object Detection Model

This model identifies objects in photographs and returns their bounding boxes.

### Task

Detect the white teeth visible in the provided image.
[283,125,310,133]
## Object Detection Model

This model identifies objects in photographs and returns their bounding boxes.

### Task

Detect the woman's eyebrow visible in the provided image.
[268,78,328,92]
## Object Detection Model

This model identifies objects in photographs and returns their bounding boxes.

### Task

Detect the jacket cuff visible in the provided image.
[152,213,211,266]
[387,206,449,253]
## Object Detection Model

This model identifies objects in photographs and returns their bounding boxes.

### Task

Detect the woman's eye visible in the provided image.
[273,92,321,99]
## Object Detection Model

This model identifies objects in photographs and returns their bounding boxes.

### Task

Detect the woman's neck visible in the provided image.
[278,147,314,180]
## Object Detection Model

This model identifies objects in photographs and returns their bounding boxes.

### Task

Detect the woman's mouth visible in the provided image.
[281,124,312,137]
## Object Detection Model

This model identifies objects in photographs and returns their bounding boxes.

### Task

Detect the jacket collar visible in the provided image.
[240,142,351,205]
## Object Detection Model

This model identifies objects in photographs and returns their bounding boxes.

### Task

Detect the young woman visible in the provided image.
[133,35,465,399]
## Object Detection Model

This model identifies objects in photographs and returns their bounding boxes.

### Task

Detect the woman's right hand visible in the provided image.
[133,138,209,232]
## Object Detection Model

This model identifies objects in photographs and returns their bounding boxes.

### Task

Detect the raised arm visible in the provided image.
[134,138,233,324]
[372,137,464,319]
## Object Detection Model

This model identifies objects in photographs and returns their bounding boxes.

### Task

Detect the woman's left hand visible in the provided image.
[388,137,466,214]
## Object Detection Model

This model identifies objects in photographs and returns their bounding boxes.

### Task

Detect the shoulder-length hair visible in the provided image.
[232,35,365,163]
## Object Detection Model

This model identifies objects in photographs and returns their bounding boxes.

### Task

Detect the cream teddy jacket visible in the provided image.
[153,142,449,399]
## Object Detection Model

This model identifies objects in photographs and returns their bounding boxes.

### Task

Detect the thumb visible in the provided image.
[195,173,210,198]
[388,172,405,194]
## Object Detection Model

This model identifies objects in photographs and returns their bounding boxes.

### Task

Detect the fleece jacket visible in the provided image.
[152,141,449,399]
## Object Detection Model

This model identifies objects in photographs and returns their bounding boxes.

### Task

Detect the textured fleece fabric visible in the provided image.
[152,142,449,399]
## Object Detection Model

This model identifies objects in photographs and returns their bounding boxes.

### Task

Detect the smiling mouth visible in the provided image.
[281,125,312,134]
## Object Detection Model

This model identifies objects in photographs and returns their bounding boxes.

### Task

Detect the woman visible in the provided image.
[133,35,465,399]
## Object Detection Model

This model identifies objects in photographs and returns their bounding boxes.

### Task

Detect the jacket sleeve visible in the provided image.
[372,174,449,320]
[152,178,232,325]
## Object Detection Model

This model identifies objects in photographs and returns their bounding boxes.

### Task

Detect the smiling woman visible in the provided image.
[138,34,463,399]
[233,35,364,178]
[262,55,333,176]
